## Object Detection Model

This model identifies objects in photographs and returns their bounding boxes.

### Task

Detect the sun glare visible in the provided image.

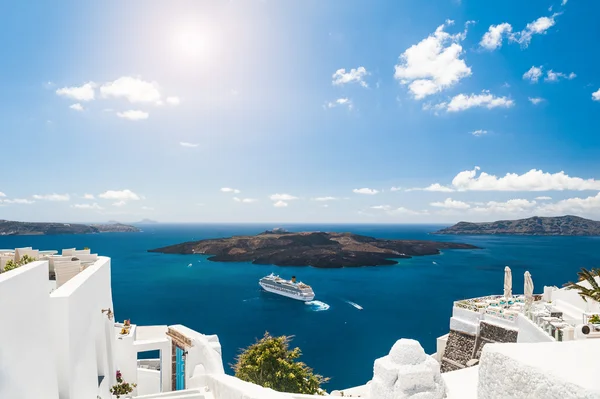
[174,29,209,60]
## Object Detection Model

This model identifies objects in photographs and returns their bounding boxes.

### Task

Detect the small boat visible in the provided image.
[259,273,315,301]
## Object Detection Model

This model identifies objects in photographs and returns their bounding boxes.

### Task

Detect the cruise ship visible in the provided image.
[259,273,315,301]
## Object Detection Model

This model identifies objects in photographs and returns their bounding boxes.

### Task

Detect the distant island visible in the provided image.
[0,220,140,236]
[148,231,478,268]
[433,215,600,236]
[134,218,158,224]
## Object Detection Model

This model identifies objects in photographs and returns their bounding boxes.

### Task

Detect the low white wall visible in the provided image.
[449,317,479,335]
[49,257,116,399]
[478,340,600,398]
[481,314,518,330]
[137,368,161,396]
[203,373,291,399]
[449,306,482,335]
[516,314,555,343]
[0,261,59,399]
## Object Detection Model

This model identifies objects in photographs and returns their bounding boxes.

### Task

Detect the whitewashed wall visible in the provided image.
[516,314,555,343]
[137,369,161,396]
[49,256,116,399]
[0,261,59,399]
[202,373,291,399]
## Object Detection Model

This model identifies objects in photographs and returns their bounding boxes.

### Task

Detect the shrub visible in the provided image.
[110,370,136,398]
[233,332,328,395]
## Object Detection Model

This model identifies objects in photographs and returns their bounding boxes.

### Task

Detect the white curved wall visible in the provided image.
[0,261,59,399]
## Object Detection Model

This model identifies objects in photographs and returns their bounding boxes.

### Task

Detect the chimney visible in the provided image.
[291,276,296,283]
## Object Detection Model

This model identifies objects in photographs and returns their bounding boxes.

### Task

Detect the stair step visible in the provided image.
[134,389,205,399]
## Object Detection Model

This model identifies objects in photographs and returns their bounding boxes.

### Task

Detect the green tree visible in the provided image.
[233,332,328,395]
[564,268,600,302]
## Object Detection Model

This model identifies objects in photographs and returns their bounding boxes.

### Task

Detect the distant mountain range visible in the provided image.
[0,220,140,236]
[433,215,600,236]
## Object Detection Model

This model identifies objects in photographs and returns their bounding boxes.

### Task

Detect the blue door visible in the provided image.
[175,346,185,390]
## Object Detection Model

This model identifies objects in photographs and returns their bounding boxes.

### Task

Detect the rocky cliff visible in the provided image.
[0,220,140,235]
[433,215,600,236]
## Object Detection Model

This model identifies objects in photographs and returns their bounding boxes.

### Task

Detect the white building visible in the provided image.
[1,251,600,399]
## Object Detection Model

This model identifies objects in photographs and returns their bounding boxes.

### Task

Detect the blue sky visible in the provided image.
[1,0,600,223]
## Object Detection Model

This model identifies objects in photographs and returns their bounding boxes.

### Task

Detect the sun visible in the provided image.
[173,29,209,60]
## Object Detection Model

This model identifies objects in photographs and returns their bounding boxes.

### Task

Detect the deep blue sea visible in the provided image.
[3,224,600,390]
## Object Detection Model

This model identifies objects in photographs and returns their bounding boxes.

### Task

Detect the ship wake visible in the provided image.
[346,301,363,310]
[305,300,330,311]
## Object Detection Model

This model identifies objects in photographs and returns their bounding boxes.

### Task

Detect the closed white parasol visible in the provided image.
[524,271,534,303]
[504,266,512,299]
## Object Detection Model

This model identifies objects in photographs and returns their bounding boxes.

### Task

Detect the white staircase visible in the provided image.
[133,389,208,399]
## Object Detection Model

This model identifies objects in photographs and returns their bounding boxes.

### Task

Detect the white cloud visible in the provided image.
[56,82,97,101]
[545,70,576,82]
[69,103,84,111]
[313,196,338,201]
[233,197,257,203]
[32,193,70,201]
[593,89,600,102]
[117,110,149,121]
[430,198,471,209]
[141,206,154,211]
[471,199,537,213]
[325,98,353,109]
[332,67,369,88]
[73,203,103,210]
[221,187,241,194]
[353,188,379,195]
[538,192,600,215]
[100,76,161,103]
[371,205,427,215]
[430,166,600,191]
[180,142,198,148]
[561,0,568,5]
[83,193,95,200]
[480,23,513,50]
[535,196,552,200]
[0,192,6,197]
[166,96,180,105]
[510,13,560,48]
[406,183,455,192]
[371,205,392,211]
[120,110,148,120]
[99,189,141,201]
[269,193,298,201]
[523,66,543,83]
[273,200,288,208]
[394,20,471,99]
[2,198,35,204]
[472,129,488,136]
[112,200,127,207]
[434,91,514,112]
[390,187,402,192]
[529,97,545,105]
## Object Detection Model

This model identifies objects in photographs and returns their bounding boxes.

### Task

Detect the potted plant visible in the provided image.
[110,370,136,398]
[589,314,600,325]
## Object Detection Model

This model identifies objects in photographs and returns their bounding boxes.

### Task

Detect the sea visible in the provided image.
[2,223,600,390]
